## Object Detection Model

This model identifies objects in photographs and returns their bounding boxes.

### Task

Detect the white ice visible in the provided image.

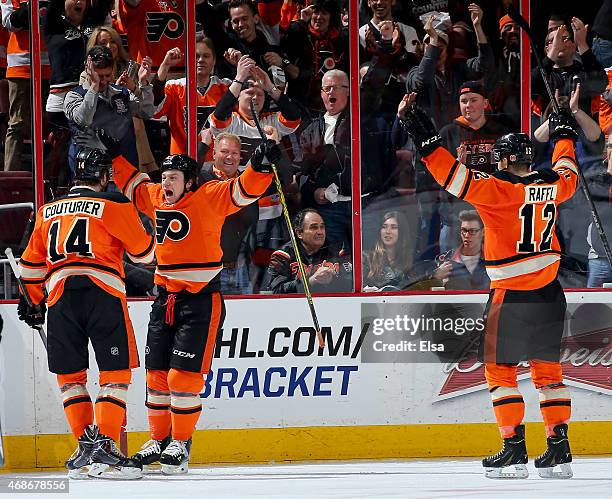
[2,458,612,498]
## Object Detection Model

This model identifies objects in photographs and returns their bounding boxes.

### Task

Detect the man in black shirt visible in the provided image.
[437,81,509,252]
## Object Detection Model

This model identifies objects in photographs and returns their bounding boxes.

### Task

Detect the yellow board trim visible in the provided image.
[2,422,612,472]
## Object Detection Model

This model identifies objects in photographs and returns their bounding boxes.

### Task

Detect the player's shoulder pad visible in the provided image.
[493,169,560,185]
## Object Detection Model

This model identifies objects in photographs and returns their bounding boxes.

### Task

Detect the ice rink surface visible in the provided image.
[2,458,612,498]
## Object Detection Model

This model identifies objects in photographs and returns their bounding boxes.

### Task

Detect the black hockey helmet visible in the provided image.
[160,154,198,181]
[492,133,534,165]
[75,147,112,181]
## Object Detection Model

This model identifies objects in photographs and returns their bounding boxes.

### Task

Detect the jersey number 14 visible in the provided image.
[48,218,94,263]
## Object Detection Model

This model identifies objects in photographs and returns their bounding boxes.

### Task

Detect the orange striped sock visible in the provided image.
[485,363,524,438]
[531,360,571,436]
[57,370,93,439]
[168,369,204,441]
[146,370,172,441]
[95,370,131,441]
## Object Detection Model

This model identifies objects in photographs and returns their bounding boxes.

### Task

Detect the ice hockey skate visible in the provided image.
[535,424,573,478]
[159,438,191,475]
[65,425,98,479]
[482,425,529,479]
[87,433,143,480]
[130,436,171,474]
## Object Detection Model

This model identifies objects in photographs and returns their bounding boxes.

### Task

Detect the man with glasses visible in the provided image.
[432,210,489,290]
[298,69,352,249]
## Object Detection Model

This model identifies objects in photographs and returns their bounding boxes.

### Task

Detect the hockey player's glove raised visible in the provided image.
[549,109,579,144]
[251,139,282,173]
[400,105,443,157]
[95,128,122,159]
[17,296,46,328]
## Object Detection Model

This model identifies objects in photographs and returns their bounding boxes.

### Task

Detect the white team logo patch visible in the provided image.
[110,347,119,356]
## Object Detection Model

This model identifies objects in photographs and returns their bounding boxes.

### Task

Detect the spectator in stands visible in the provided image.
[283,0,348,114]
[2,0,51,171]
[264,208,352,293]
[359,0,419,118]
[154,36,231,156]
[204,0,285,86]
[533,20,607,118]
[64,46,154,176]
[209,57,300,289]
[585,134,612,287]
[84,26,159,177]
[363,211,412,291]
[487,14,520,127]
[210,132,259,295]
[406,3,493,128]
[591,0,612,69]
[436,81,510,251]
[428,210,489,290]
[298,69,351,248]
[86,26,131,80]
[43,0,113,131]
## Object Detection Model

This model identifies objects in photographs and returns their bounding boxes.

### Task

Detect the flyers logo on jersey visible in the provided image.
[146,12,185,42]
[156,210,190,243]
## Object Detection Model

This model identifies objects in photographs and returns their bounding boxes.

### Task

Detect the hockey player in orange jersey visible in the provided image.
[106,130,281,474]
[401,94,580,480]
[17,148,156,479]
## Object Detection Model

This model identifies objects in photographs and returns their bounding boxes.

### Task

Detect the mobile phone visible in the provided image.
[127,60,140,81]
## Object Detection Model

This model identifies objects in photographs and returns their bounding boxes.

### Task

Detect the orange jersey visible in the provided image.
[1,0,51,78]
[19,188,155,306]
[118,0,185,69]
[424,139,579,290]
[112,155,273,294]
[598,69,612,137]
[153,76,230,155]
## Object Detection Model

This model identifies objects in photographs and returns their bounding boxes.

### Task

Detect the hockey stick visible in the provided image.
[248,100,325,348]
[508,6,612,269]
[4,248,48,349]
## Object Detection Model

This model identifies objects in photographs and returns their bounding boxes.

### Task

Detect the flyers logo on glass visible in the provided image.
[146,11,185,42]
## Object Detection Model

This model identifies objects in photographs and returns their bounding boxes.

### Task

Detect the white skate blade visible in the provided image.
[485,464,529,479]
[161,462,189,475]
[537,462,573,479]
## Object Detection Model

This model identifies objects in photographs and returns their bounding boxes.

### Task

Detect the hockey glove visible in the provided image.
[251,139,282,173]
[400,105,443,157]
[549,109,579,143]
[17,296,46,329]
[95,128,122,159]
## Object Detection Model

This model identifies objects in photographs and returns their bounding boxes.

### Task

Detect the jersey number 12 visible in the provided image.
[517,202,556,253]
